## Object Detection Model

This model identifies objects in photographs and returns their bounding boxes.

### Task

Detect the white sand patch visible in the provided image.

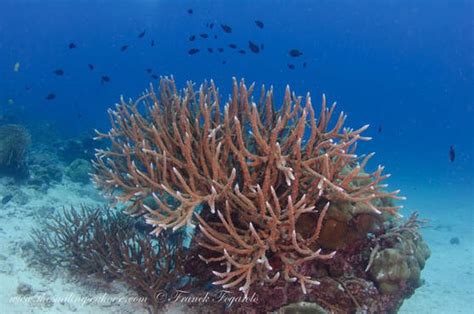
[399,183,474,313]
[0,177,188,313]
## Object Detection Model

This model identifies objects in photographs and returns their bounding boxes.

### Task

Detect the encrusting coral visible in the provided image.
[92,77,407,298]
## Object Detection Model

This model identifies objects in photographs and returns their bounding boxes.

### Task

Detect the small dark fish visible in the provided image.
[121,45,129,52]
[221,24,232,33]
[255,20,264,29]
[222,60,227,64]
[228,44,237,49]
[238,49,246,54]
[207,48,214,53]
[138,30,146,38]
[146,68,152,74]
[289,49,303,57]
[200,33,209,39]
[303,62,307,68]
[248,41,260,53]
[88,64,94,70]
[188,48,200,55]
[378,125,382,133]
[187,8,193,14]
[45,93,56,100]
[218,48,224,53]
[261,43,264,50]
[53,69,64,76]
[1,194,13,205]
[151,40,155,47]
[189,35,196,41]
[449,145,455,162]
[68,42,76,49]
[101,75,111,83]
[25,85,31,91]
[214,35,218,39]
[288,64,295,70]
[209,22,214,29]
[151,74,159,80]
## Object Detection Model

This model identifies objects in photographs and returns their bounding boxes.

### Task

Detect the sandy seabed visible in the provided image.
[0,176,472,314]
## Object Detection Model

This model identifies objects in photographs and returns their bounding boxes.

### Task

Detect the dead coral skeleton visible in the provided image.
[92,77,404,296]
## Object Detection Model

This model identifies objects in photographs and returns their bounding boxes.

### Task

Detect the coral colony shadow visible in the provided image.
[34,76,428,313]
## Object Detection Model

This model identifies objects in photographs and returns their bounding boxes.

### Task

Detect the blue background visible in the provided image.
[1,0,473,214]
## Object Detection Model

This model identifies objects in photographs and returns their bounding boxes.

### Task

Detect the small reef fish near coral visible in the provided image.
[1,2,472,314]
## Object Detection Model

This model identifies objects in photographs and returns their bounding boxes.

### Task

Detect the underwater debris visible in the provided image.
[92,77,411,302]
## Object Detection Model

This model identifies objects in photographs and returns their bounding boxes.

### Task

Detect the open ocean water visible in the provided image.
[0,1,473,313]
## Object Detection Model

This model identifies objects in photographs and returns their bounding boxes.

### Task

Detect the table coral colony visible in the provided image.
[92,77,429,312]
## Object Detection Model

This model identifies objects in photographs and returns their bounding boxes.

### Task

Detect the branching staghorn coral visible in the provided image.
[31,206,190,310]
[92,77,404,296]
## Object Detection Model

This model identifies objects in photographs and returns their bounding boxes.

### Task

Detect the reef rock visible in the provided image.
[0,124,30,178]
[66,159,92,183]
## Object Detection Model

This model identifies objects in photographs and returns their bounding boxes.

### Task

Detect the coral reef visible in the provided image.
[27,152,63,190]
[0,124,31,177]
[65,158,92,183]
[31,206,192,311]
[89,77,429,312]
[58,135,99,163]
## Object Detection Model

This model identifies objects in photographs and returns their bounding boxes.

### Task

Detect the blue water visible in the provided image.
[1,0,473,312]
